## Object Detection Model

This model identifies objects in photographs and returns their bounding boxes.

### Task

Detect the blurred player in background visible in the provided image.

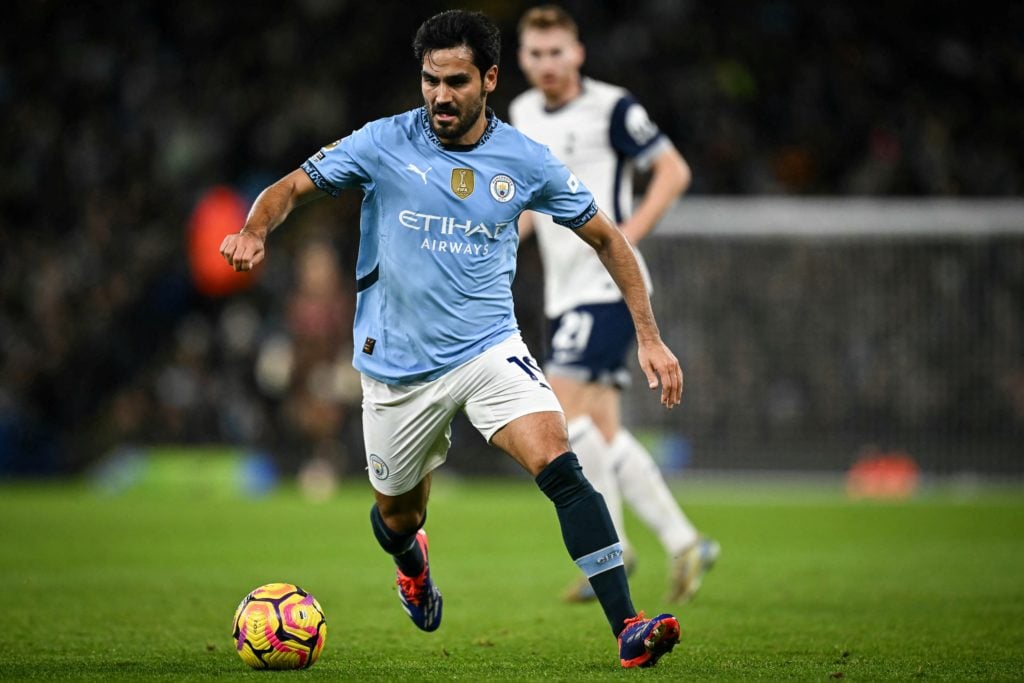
[220,9,684,668]
[511,5,719,604]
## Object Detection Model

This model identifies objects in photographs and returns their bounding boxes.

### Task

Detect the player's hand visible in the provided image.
[219,231,266,272]
[637,339,684,409]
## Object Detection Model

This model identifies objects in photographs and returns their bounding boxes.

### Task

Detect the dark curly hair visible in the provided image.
[413,10,501,76]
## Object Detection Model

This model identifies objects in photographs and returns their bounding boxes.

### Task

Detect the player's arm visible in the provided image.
[220,169,324,272]
[574,210,683,408]
[619,144,691,245]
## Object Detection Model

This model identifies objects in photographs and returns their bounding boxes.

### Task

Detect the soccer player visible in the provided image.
[510,5,719,604]
[220,10,682,669]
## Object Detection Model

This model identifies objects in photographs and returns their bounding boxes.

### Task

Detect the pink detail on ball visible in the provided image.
[283,600,317,635]
[267,626,307,666]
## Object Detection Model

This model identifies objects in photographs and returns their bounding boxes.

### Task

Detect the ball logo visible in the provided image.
[369,454,390,480]
[489,174,516,203]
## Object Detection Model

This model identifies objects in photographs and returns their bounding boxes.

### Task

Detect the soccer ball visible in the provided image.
[231,582,327,669]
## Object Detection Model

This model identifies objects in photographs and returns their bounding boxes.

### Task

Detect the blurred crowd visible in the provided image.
[1,1,1021,476]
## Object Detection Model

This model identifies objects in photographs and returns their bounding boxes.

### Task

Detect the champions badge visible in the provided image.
[489,174,516,203]
[451,168,474,199]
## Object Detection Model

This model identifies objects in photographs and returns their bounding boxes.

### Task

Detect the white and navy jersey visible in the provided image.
[509,77,669,318]
[302,107,597,385]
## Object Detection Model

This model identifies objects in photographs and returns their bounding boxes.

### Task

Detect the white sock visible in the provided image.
[611,429,698,556]
[567,416,630,552]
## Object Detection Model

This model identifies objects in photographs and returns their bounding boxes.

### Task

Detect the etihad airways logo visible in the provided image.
[398,210,512,240]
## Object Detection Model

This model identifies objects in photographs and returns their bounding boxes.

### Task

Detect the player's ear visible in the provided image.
[575,41,586,69]
[483,64,498,94]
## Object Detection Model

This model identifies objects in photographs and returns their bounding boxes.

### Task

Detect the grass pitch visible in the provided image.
[0,473,1022,681]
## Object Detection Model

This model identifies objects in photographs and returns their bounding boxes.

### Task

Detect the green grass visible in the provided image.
[1,475,1023,680]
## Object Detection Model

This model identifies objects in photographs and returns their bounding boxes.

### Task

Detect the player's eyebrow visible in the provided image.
[421,70,473,86]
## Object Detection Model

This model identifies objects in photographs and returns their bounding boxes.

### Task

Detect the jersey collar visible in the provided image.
[419,106,499,152]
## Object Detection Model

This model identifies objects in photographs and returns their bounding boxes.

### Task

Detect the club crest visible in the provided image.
[489,174,516,203]
[369,454,390,480]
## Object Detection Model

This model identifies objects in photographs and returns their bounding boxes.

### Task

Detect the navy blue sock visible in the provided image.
[536,452,636,635]
[369,504,426,577]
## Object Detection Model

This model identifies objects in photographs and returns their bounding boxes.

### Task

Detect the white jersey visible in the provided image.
[509,77,670,318]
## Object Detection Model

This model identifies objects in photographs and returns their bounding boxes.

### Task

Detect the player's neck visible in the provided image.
[436,108,492,148]
[460,113,489,146]
[542,75,583,111]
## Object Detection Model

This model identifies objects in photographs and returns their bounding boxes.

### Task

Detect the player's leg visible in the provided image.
[459,335,679,666]
[371,476,431,576]
[546,308,621,515]
[608,426,719,602]
[552,376,628,548]
[545,306,633,601]
[370,477,444,632]
[362,374,456,632]
[590,374,719,602]
[490,413,634,628]
[609,427,697,554]
[590,386,698,558]
[548,377,631,602]
[492,411,680,666]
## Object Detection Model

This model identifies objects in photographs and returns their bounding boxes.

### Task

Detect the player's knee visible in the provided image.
[384,509,425,536]
[370,503,425,553]
[535,451,597,508]
[372,502,425,536]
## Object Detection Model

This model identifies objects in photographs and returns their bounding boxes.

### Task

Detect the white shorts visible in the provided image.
[361,334,563,495]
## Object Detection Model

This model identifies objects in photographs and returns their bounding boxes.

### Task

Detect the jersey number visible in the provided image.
[506,356,550,390]
[551,310,594,353]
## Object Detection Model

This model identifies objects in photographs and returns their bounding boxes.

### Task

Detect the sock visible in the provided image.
[536,452,636,635]
[369,504,426,577]
[567,416,630,553]
[611,430,698,556]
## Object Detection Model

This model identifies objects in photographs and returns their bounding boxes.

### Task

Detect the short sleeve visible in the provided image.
[529,146,599,229]
[301,124,378,197]
[609,94,666,164]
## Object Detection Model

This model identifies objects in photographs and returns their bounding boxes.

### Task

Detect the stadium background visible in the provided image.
[1,0,1021,483]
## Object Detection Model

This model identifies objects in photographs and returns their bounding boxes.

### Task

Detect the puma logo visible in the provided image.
[406,163,432,184]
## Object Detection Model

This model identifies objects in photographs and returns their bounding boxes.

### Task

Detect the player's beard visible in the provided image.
[429,90,485,143]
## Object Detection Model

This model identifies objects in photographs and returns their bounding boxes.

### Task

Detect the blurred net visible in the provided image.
[622,198,1024,475]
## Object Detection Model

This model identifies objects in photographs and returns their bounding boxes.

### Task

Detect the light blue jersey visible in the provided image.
[302,107,598,384]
